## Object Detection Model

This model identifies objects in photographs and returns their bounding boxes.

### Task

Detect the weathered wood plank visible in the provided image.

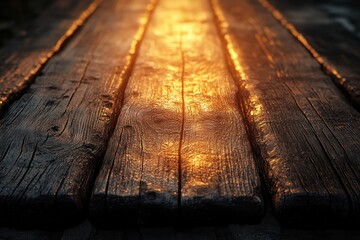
[264,0,360,108]
[90,0,181,226]
[90,0,263,226]
[179,0,263,223]
[212,0,360,226]
[0,0,153,228]
[0,0,101,115]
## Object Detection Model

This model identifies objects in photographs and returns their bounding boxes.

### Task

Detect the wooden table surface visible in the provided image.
[0,0,359,238]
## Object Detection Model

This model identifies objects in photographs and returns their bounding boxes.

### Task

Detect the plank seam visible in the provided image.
[90,0,160,221]
[178,38,186,220]
[0,0,103,116]
[211,0,360,222]
[209,0,271,206]
[209,0,267,217]
[258,0,359,111]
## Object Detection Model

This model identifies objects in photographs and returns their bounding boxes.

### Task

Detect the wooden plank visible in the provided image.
[90,0,263,226]
[0,0,154,228]
[212,0,360,226]
[179,0,263,223]
[0,0,100,115]
[90,0,181,226]
[264,0,360,108]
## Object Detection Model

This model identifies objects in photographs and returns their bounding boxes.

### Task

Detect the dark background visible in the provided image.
[0,0,52,46]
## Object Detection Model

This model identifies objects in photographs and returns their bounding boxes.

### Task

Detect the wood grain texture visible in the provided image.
[0,0,101,115]
[179,0,263,223]
[264,0,360,108]
[0,0,152,228]
[212,0,360,226]
[90,0,263,226]
[90,0,181,226]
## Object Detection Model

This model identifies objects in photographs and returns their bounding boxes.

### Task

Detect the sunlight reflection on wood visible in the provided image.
[90,0,263,225]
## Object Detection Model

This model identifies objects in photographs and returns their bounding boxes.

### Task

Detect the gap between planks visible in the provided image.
[0,0,102,115]
[0,0,156,228]
[260,0,360,110]
[211,0,360,227]
[90,0,263,227]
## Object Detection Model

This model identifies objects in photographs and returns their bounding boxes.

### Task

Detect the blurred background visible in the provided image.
[0,0,359,47]
[0,0,52,46]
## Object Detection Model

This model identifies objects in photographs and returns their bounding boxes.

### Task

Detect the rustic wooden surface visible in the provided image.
[0,0,359,234]
[0,0,153,228]
[90,0,180,226]
[0,0,99,115]
[213,0,360,226]
[178,0,262,223]
[265,0,360,109]
[90,0,263,226]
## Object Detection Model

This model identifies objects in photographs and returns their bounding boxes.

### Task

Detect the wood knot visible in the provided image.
[51,125,60,132]
[46,100,56,107]
[102,100,113,108]
[84,143,96,151]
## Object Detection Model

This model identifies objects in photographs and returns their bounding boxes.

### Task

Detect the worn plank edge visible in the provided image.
[209,0,298,225]
[88,0,159,228]
[258,0,360,110]
[0,0,103,115]
[254,0,360,226]
[195,0,265,225]
[211,0,360,228]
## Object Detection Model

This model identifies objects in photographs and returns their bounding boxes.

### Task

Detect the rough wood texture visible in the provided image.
[90,0,181,226]
[212,0,360,226]
[0,0,100,115]
[264,0,360,108]
[0,0,153,228]
[90,0,263,226]
[179,0,263,223]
